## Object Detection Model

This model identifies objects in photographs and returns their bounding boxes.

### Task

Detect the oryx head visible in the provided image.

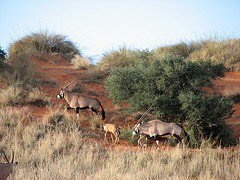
[56,77,80,99]
[132,123,141,137]
[132,106,152,138]
[56,89,65,99]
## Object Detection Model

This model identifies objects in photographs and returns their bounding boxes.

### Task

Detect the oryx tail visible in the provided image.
[96,99,105,120]
[176,123,190,142]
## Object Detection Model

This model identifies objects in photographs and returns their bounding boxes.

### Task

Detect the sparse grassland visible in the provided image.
[95,38,240,74]
[0,86,50,107]
[0,107,239,179]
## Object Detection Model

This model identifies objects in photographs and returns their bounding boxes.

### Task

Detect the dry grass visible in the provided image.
[96,38,240,72]
[27,88,50,106]
[0,86,50,107]
[0,107,239,179]
[189,39,240,71]
[222,87,240,103]
[71,54,91,69]
[0,86,23,106]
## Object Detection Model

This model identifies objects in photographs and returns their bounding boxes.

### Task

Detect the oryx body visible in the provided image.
[133,119,190,149]
[57,78,105,120]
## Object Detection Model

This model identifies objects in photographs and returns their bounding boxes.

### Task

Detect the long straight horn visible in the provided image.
[2,151,9,163]
[63,77,81,90]
[11,151,14,163]
[137,106,152,124]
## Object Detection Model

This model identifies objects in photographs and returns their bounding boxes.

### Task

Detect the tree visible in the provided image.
[105,55,234,146]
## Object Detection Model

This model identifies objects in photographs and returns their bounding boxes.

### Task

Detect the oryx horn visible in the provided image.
[63,77,81,90]
[2,150,9,163]
[11,151,14,163]
[137,106,152,124]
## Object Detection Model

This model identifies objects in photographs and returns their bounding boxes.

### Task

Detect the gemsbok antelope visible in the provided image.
[56,78,105,120]
[103,123,120,144]
[132,107,190,150]
[0,150,18,180]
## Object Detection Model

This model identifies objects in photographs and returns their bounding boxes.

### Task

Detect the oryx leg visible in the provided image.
[111,133,114,143]
[65,106,73,112]
[76,107,80,118]
[114,133,118,144]
[90,107,98,115]
[104,132,109,143]
[173,134,182,143]
[156,140,160,151]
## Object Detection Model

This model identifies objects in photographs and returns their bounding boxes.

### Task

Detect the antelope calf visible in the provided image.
[103,124,120,144]
[0,151,18,180]
[138,134,148,150]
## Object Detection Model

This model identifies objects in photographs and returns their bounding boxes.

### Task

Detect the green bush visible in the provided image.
[105,55,234,146]
[8,31,81,60]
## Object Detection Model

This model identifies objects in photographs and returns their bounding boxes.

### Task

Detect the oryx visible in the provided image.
[0,150,18,180]
[132,107,190,150]
[56,78,105,120]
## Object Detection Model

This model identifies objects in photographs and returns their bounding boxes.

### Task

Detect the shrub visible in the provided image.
[28,88,50,106]
[97,48,153,70]
[8,31,81,60]
[105,56,234,146]
[0,86,24,106]
[0,46,7,61]
[43,109,81,131]
[154,42,193,59]
[71,54,91,69]
[120,128,137,142]
[96,48,135,72]
[0,86,50,107]
[0,53,41,88]
[188,39,240,71]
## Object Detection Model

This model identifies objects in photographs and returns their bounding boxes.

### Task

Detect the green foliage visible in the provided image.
[8,31,81,60]
[120,128,137,142]
[0,46,7,61]
[105,55,234,146]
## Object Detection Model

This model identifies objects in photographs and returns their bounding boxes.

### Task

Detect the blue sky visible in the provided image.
[0,0,240,60]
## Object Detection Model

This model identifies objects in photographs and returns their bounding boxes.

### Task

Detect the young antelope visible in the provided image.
[103,124,120,144]
[138,134,148,150]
